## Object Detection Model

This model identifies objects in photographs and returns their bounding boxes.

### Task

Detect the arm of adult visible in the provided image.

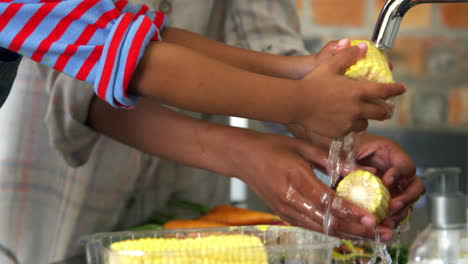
[86,96,393,241]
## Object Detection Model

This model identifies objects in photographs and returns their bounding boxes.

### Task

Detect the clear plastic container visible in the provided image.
[80,225,339,264]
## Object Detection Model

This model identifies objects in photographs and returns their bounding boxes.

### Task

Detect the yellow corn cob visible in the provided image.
[345,40,394,84]
[336,170,390,223]
[109,235,268,264]
[339,42,393,222]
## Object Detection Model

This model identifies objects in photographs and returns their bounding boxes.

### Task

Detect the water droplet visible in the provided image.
[285,186,295,201]
[343,133,356,174]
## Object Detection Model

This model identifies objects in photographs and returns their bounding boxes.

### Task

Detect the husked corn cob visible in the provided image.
[345,40,394,84]
[337,42,393,223]
[109,235,268,264]
[336,170,390,223]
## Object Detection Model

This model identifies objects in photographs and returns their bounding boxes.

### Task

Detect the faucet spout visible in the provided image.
[372,0,468,50]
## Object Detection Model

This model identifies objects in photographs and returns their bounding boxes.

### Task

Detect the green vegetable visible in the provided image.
[125,200,209,231]
[127,224,162,231]
[148,211,177,225]
[388,244,409,264]
[168,199,210,215]
[332,240,409,264]
[332,240,373,262]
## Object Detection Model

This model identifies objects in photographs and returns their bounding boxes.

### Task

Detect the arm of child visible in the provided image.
[87,95,394,241]
[129,41,405,138]
[0,1,405,139]
[128,41,299,125]
[160,27,319,80]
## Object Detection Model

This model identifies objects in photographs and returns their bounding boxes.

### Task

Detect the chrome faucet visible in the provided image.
[372,0,468,50]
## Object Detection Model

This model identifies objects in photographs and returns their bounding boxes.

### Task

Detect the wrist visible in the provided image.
[283,55,319,80]
[288,79,308,124]
[197,124,261,179]
[260,55,309,80]
[216,127,265,181]
[276,56,302,80]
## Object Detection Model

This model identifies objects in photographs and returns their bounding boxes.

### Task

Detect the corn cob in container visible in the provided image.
[109,235,268,264]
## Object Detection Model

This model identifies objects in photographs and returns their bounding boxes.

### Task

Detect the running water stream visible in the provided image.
[325,133,396,264]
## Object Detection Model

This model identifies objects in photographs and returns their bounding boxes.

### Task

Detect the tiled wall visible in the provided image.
[295,0,468,131]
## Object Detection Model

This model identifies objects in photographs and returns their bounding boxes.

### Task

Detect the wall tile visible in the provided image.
[295,0,304,12]
[448,85,468,127]
[388,37,464,79]
[374,1,432,30]
[311,0,365,26]
[397,94,411,126]
[389,36,427,77]
[401,4,432,30]
[423,38,465,81]
[440,3,468,28]
[410,89,448,126]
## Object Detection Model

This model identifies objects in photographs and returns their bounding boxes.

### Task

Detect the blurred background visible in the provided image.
[231,0,468,246]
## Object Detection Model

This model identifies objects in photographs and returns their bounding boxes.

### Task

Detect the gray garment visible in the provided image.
[0,48,21,108]
[225,0,307,56]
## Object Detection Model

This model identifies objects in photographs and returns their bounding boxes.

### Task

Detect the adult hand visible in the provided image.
[353,133,425,229]
[279,130,424,239]
[233,132,392,240]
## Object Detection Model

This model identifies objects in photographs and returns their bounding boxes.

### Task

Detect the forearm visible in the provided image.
[161,27,298,79]
[129,41,298,124]
[87,96,256,177]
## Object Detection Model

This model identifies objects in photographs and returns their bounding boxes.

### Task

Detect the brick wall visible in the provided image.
[295,0,468,131]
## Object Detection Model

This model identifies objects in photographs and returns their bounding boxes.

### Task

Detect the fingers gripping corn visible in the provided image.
[345,40,394,84]
[339,42,393,219]
[336,170,390,223]
[109,235,268,264]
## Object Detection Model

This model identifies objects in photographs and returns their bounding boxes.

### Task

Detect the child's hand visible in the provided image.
[234,132,393,241]
[289,44,406,139]
[285,39,351,80]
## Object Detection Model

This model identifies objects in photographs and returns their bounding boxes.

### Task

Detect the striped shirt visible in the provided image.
[0,0,167,108]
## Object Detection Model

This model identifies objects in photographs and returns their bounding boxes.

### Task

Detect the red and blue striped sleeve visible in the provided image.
[0,0,168,108]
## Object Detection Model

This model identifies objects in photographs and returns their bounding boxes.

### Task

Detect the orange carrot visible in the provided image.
[200,205,281,226]
[163,219,228,230]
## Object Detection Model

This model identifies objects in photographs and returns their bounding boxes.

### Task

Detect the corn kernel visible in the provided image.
[336,170,390,222]
[345,40,394,84]
[109,235,268,264]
